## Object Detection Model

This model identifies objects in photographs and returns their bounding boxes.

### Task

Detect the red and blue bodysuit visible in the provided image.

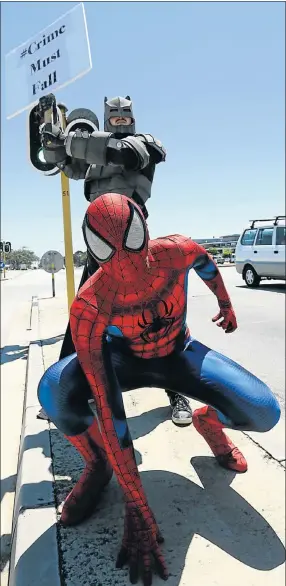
[38,193,280,586]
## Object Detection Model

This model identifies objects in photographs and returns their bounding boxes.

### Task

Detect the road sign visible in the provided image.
[41,250,64,273]
[5,3,92,119]
[0,262,5,269]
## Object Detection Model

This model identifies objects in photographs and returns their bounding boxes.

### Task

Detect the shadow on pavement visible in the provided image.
[0,335,64,365]
[0,474,17,504]
[237,283,286,294]
[0,344,28,365]
[0,533,11,572]
[13,408,286,585]
[12,459,285,584]
[1,474,17,574]
[40,334,64,347]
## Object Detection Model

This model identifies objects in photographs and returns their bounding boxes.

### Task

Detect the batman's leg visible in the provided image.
[38,354,113,525]
[165,389,192,427]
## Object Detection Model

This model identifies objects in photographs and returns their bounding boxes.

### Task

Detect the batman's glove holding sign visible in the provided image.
[38,93,65,150]
[41,123,65,150]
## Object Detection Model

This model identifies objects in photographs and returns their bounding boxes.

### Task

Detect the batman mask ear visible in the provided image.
[104,96,107,102]
[125,95,131,100]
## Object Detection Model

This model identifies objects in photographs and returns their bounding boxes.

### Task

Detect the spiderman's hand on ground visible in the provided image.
[212,301,237,334]
[116,503,169,585]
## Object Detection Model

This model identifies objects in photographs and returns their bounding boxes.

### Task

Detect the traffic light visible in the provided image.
[28,105,60,176]
[5,242,11,253]
[28,101,99,176]
[0,241,3,252]
[65,108,99,135]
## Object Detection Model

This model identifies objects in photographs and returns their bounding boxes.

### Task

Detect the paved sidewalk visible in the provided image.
[35,292,286,586]
[1,299,31,586]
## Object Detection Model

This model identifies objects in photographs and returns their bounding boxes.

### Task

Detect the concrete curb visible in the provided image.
[8,297,61,586]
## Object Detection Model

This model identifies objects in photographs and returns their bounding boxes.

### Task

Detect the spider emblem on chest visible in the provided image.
[138,300,175,343]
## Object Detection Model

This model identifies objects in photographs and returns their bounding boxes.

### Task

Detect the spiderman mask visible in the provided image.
[83,193,150,281]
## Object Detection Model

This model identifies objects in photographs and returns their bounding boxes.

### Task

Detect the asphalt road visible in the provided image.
[187,267,285,413]
[1,268,83,345]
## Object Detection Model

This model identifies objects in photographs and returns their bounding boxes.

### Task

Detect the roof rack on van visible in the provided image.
[249,216,285,229]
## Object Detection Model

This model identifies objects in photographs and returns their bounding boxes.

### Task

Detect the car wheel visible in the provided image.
[243,265,261,288]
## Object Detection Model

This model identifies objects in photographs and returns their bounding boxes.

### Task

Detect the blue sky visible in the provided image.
[1,1,285,257]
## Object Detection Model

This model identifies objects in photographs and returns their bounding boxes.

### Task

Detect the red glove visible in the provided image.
[212,300,237,334]
[116,503,168,585]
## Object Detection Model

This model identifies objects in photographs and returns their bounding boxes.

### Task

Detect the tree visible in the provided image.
[73,250,87,267]
[223,248,232,257]
[5,247,39,269]
[208,247,218,256]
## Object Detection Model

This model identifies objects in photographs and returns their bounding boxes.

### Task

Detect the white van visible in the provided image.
[235,216,286,287]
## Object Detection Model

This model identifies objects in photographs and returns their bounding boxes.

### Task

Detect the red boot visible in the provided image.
[61,418,113,526]
[192,406,248,473]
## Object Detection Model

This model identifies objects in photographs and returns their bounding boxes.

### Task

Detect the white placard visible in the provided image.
[5,3,92,120]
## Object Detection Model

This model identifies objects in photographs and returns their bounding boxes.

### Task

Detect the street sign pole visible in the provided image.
[3,249,6,279]
[61,173,75,310]
[59,105,75,311]
[51,263,56,297]
[1,241,6,279]
[41,250,64,296]
[43,104,75,311]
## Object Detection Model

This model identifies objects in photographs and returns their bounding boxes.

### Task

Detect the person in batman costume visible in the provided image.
[39,95,193,426]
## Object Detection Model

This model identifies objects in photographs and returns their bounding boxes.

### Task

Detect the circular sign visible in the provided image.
[41,250,64,274]
[0,262,5,269]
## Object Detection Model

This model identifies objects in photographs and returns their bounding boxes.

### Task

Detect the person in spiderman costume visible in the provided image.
[38,193,280,586]
[39,95,193,426]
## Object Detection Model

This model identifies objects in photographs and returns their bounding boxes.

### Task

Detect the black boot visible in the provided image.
[165,391,192,427]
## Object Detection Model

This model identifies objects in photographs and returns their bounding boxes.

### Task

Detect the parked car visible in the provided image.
[216,255,225,265]
[20,263,27,270]
[235,216,286,287]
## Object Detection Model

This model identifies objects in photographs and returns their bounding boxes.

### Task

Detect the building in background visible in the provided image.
[193,234,240,255]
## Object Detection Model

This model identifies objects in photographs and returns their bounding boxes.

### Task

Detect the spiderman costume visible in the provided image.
[38,193,280,585]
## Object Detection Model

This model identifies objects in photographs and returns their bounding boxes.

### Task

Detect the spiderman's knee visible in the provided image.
[247,384,281,432]
[37,363,62,418]
[38,358,94,435]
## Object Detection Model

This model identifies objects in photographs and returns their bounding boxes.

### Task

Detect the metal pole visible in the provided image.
[51,261,56,297]
[58,105,75,312]
[3,242,6,279]
[44,105,75,312]
[52,271,55,297]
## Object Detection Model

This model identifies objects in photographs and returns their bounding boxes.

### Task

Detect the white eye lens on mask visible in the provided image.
[125,207,145,251]
[84,224,114,262]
